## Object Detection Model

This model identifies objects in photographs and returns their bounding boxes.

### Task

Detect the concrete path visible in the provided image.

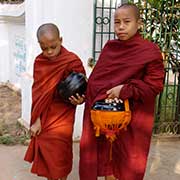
[1,138,180,180]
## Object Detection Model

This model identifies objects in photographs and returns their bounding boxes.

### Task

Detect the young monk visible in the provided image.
[79,3,164,180]
[24,23,85,180]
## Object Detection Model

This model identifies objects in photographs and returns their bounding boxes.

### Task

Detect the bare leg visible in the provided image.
[105,175,116,180]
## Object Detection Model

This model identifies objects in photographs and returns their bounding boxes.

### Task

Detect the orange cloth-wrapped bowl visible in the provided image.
[91,99,131,142]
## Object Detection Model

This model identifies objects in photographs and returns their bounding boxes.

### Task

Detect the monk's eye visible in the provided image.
[51,46,57,49]
[114,21,120,24]
[41,47,48,51]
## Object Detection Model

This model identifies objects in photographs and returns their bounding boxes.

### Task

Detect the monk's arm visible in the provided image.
[68,56,86,75]
[119,59,164,103]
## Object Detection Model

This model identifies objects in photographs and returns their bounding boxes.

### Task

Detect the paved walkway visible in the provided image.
[1,138,180,180]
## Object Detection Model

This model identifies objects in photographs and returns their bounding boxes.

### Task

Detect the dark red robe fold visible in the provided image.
[24,46,85,179]
[79,33,164,180]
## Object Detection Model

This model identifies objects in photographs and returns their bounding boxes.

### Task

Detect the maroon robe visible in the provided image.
[79,33,164,180]
[24,46,85,179]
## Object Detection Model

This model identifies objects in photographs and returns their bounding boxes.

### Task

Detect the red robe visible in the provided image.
[79,33,164,180]
[24,46,85,179]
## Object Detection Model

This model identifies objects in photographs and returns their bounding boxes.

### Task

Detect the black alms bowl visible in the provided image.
[92,100,125,111]
[57,72,87,102]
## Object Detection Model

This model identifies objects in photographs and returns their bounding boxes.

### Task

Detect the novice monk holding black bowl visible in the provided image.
[24,23,86,180]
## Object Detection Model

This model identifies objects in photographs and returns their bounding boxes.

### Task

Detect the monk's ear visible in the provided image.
[59,37,63,44]
[137,19,143,30]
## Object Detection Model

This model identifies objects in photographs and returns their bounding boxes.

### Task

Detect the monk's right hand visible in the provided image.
[106,85,124,99]
[69,93,85,105]
[30,117,42,137]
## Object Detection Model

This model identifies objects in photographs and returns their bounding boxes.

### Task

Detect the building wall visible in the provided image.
[0,3,25,86]
[8,22,25,87]
[25,0,94,75]
[0,21,9,82]
[0,1,94,140]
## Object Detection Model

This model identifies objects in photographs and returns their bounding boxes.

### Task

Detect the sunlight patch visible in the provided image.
[174,160,180,174]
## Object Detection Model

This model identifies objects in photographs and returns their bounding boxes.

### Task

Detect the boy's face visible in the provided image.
[114,7,141,41]
[38,33,62,60]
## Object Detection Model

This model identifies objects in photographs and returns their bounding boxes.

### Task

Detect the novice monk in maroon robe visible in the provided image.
[24,23,85,180]
[80,3,164,180]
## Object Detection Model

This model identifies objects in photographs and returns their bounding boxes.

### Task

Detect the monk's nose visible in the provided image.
[47,48,53,54]
[119,23,125,30]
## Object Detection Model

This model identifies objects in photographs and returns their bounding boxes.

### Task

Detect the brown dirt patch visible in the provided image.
[0,85,29,145]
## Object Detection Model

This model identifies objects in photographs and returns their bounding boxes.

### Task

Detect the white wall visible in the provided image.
[25,0,94,74]
[23,0,94,140]
[0,21,9,82]
[0,1,94,140]
[8,23,25,87]
[0,3,25,85]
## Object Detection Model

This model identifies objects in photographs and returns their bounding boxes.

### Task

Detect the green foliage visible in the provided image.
[146,0,165,9]
[0,134,30,145]
[0,134,16,145]
[127,0,180,65]
[0,121,30,145]
[139,0,179,52]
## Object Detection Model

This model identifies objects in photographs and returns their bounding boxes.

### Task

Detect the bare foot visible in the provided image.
[105,175,116,180]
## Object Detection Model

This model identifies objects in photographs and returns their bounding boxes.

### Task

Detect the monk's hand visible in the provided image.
[30,117,42,137]
[69,93,85,105]
[106,85,124,99]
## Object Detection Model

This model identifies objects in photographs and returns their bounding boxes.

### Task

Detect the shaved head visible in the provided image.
[37,23,60,41]
[117,3,140,20]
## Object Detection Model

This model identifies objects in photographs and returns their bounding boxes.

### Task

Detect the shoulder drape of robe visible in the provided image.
[24,46,85,179]
[79,33,164,180]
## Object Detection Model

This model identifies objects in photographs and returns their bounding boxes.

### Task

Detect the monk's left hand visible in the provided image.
[106,85,124,99]
[69,93,85,105]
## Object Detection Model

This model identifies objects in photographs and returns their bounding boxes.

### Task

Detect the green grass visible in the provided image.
[0,134,30,145]
[0,121,30,145]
